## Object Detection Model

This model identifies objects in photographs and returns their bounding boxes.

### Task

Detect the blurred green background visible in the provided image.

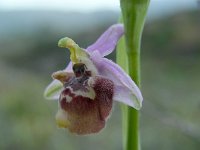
[0,4,200,150]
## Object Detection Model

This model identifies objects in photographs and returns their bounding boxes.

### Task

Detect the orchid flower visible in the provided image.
[44,24,143,135]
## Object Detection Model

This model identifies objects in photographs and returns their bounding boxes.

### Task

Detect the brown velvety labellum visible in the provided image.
[59,76,114,135]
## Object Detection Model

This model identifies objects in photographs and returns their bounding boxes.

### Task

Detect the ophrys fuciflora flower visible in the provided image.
[44,24,143,135]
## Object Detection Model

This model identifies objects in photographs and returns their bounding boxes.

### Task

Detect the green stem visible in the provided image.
[126,56,140,150]
[116,36,128,150]
[119,0,150,150]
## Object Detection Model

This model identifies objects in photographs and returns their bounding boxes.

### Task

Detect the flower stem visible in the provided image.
[119,0,150,150]
[116,36,128,150]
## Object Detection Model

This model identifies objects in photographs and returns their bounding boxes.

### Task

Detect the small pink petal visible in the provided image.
[86,24,124,57]
[65,61,73,72]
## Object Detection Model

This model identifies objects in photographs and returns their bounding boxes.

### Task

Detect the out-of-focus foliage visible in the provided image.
[141,10,200,150]
[0,10,199,150]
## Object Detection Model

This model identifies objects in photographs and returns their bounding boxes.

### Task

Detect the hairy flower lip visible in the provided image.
[56,71,114,134]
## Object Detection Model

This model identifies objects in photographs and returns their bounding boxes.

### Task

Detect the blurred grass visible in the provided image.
[0,9,200,150]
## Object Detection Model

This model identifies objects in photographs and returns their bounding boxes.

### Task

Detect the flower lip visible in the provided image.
[57,74,114,135]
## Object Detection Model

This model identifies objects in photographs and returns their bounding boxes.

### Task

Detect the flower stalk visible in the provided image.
[119,0,150,150]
